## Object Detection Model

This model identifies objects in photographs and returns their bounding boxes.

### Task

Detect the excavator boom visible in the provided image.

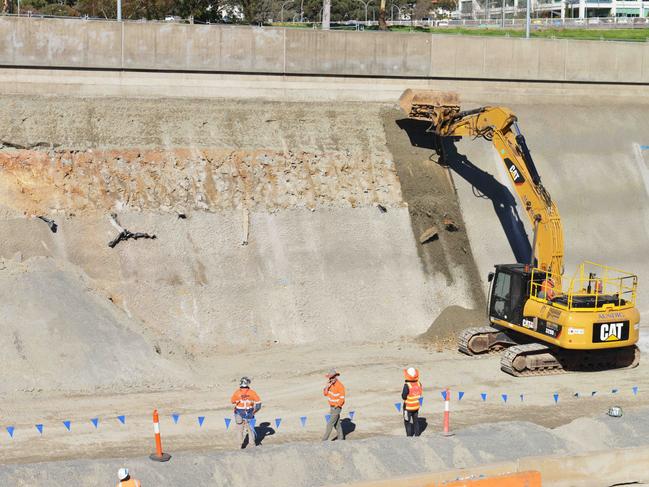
[399,89,564,277]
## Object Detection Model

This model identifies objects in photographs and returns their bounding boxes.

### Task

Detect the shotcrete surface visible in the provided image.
[0,96,478,374]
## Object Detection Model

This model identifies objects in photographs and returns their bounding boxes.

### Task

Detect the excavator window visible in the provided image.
[490,267,528,325]
[491,272,512,321]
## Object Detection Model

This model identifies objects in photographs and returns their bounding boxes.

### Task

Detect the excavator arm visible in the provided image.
[400,89,564,277]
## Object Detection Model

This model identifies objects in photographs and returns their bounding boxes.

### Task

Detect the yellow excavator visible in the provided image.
[400,89,640,376]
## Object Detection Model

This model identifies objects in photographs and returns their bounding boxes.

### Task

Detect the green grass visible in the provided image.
[272,22,318,29]
[378,25,649,41]
[272,22,649,41]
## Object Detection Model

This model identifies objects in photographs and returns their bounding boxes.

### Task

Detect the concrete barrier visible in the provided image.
[436,471,542,487]
[0,17,648,83]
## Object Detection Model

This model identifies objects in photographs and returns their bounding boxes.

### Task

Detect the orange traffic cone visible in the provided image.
[149,409,171,462]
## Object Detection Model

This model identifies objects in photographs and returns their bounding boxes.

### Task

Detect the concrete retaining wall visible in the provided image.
[0,17,648,83]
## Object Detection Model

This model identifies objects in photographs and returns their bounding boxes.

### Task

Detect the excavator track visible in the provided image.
[500,343,564,377]
[501,343,641,377]
[458,326,520,356]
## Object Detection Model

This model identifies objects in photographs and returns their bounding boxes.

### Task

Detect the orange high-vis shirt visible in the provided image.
[324,380,345,407]
[541,279,555,300]
[117,480,141,487]
[231,388,261,410]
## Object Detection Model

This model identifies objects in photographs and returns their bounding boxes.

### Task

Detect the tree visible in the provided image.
[40,3,79,14]
[378,0,387,29]
[172,1,222,22]
[435,0,455,14]
[413,0,431,19]
[299,0,365,22]
[230,0,271,22]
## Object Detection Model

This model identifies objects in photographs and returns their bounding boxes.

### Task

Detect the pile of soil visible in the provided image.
[418,305,486,344]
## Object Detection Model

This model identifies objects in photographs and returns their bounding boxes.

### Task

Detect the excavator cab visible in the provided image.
[487,264,531,327]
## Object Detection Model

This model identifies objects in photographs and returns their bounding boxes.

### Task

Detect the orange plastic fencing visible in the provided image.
[429,470,541,487]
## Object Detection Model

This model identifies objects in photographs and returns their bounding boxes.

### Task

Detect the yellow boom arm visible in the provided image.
[400,89,564,277]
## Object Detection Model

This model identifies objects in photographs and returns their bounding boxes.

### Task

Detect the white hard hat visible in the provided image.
[118,468,129,480]
[325,368,340,379]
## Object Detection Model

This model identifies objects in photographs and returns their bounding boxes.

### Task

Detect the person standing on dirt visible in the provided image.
[322,368,345,441]
[402,367,423,437]
[231,376,262,448]
[116,467,141,487]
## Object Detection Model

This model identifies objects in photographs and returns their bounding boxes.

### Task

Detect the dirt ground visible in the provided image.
[1,339,647,465]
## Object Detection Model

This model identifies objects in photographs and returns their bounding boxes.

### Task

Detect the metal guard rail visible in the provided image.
[530,261,637,311]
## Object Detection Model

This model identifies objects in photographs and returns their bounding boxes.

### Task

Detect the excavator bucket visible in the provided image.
[399,89,461,130]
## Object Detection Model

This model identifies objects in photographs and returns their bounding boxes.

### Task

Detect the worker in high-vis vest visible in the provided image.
[539,277,555,300]
[322,368,346,441]
[401,367,423,437]
[231,376,262,448]
[116,467,141,487]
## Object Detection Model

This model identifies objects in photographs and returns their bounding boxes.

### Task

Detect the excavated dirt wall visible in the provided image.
[0,147,401,214]
[0,95,480,391]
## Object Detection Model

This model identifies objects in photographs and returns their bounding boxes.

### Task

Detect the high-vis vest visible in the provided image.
[405,381,423,411]
[117,480,141,487]
[231,388,261,411]
[324,380,345,407]
[541,279,555,300]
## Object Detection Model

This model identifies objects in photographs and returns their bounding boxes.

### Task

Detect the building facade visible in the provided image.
[459,0,648,19]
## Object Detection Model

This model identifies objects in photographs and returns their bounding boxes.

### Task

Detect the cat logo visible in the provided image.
[600,322,624,342]
[594,321,629,343]
[522,318,537,330]
[504,158,525,185]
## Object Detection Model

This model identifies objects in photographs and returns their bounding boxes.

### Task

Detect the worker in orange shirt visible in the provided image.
[231,376,262,448]
[401,367,423,437]
[539,276,555,300]
[322,368,345,441]
[116,468,141,487]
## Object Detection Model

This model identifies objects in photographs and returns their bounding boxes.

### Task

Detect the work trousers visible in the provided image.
[235,412,257,448]
[404,409,420,437]
[322,406,344,441]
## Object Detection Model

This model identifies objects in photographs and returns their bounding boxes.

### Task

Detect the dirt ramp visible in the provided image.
[0,420,569,486]
[0,256,177,394]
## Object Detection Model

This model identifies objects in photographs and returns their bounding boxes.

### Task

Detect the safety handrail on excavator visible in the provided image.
[399,89,564,284]
[529,262,637,311]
